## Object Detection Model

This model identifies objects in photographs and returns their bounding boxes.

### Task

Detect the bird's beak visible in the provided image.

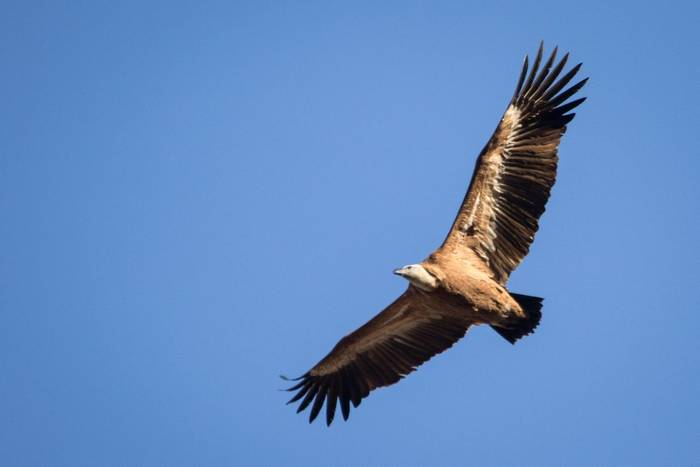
[393,267,407,277]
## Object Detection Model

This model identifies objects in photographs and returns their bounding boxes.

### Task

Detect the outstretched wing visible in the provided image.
[441,43,587,283]
[284,287,473,425]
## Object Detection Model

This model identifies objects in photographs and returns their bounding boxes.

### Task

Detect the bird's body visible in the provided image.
[285,43,587,425]
[421,250,523,325]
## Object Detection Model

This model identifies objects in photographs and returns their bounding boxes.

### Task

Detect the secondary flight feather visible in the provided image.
[284,43,587,425]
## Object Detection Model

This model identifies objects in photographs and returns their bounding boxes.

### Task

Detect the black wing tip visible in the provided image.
[280,373,305,381]
[308,383,327,423]
[285,372,355,426]
[511,54,530,103]
[326,408,336,426]
[281,373,309,391]
[514,43,587,110]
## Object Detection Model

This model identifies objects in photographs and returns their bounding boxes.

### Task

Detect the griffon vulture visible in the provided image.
[284,43,587,425]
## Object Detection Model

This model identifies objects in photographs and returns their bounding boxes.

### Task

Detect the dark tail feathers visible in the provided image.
[491,293,543,344]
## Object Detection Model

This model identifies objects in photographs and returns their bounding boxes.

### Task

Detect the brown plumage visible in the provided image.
[284,43,587,425]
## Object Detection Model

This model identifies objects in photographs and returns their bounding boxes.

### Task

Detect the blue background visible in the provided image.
[2,2,699,466]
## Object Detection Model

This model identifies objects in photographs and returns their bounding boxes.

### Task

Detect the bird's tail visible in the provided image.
[490,293,543,344]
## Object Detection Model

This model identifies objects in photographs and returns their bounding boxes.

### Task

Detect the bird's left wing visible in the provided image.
[440,44,587,283]
[284,287,473,425]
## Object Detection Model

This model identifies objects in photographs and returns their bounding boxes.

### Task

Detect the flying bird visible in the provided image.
[284,43,587,425]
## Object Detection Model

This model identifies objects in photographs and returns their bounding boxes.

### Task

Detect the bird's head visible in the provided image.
[393,264,439,291]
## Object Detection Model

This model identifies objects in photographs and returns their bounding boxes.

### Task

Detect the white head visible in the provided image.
[393,264,439,291]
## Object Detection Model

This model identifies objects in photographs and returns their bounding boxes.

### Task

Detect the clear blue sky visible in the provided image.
[2,2,699,466]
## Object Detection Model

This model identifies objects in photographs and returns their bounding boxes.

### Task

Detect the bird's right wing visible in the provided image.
[440,44,587,283]
[284,287,473,425]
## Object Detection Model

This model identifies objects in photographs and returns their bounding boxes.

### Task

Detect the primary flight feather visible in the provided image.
[284,43,587,425]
